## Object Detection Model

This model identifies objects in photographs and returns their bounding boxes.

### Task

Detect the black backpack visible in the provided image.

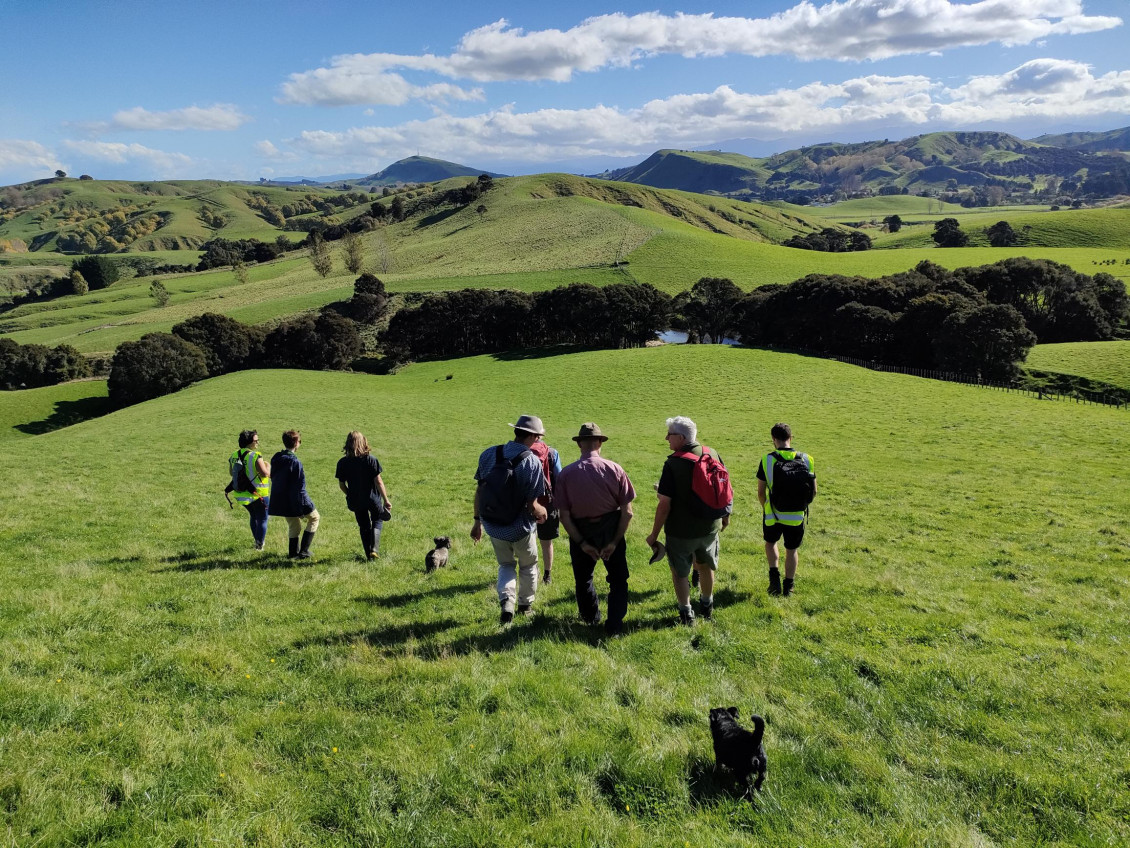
[768,451,815,512]
[231,449,257,493]
[479,445,532,524]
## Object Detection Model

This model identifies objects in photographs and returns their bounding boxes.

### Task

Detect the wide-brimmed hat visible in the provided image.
[572,422,608,442]
[508,414,546,435]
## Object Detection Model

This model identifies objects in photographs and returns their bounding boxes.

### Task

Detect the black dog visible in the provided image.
[709,707,767,796]
[425,536,452,573]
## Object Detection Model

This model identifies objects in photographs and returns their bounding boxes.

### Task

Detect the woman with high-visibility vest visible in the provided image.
[224,429,272,550]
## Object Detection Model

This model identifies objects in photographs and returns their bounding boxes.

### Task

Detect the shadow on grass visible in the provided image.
[154,549,315,572]
[15,394,114,435]
[415,208,460,229]
[292,618,463,650]
[354,580,482,608]
[491,343,600,362]
[688,760,757,808]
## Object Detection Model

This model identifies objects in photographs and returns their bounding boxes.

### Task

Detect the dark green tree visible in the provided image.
[883,214,903,233]
[172,312,263,376]
[673,277,745,343]
[108,333,208,406]
[934,304,1035,380]
[71,255,120,290]
[932,218,969,247]
[348,273,389,323]
[986,221,1019,247]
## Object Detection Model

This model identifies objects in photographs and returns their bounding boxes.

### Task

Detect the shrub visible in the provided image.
[71,255,120,290]
[171,313,264,376]
[108,333,207,407]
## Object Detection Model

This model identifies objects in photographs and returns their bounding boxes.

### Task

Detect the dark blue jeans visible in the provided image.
[243,497,269,547]
[570,536,629,627]
[352,505,384,556]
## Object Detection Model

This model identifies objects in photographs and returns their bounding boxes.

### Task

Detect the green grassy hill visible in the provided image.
[0,346,1126,846]
[1026,340,1130,389]
[0,177,363,255]
[3,173,1128,355]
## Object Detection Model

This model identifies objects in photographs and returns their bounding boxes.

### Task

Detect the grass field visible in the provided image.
[1026,340,1130,389]
[0,346,1127,846]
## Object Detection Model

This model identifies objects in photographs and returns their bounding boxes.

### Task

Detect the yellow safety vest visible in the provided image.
[763,450,813,526]
[230,448,270,503]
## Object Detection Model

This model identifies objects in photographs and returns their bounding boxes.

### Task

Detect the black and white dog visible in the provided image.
[425,536,452,573]
[709,707,767,797]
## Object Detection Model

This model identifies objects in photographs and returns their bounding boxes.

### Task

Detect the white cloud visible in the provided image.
[61,140,194,176]
[279,0,1122,103]
[0,139,61,173]
[107,104,250,131]
[274,58,1130,164]
[279,62,484,106]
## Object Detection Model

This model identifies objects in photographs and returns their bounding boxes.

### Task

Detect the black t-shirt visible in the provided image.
[335,454,383,512]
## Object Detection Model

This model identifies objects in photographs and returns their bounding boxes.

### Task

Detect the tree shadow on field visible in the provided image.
[292,618,462,652]
[15,394,114,435]
[415,208,460,229]
[713,586,753,606]
[154,549,315,573]
[354,580,482,609]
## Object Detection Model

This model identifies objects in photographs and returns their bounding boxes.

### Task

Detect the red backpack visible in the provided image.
[675,447,733,519]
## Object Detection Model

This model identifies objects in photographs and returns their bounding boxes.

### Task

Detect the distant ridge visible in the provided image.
[355,156,507,187]
[592,127,1130,201]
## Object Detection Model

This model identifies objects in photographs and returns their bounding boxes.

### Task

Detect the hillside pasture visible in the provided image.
[0,346,1126,846]
[1026,340,1130,389]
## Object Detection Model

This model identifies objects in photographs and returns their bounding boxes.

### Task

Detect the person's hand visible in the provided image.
[721,514,730,530]
[598,542,617,561]
[645,533,658,548]
[531,501,548,523]
[470,519,482,544]
[580,541,599,560]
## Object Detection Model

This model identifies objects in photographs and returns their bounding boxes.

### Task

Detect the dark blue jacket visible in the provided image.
[267,451,316,517]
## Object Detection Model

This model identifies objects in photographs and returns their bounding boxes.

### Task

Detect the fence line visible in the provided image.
[829,354,1128,410]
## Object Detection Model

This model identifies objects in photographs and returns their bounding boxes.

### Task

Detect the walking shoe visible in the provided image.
[542,569,552,584]
[678,607,696,627]
[782,577,795,597]
[368,551,379,560]
[585,610,603,627]
[768,568,782,596]
[254,541,265,551]
[604,620,623,638]
[699,598,714,620]
[517,603,532,616]
[648,541,666,564]
[500,610,514,625]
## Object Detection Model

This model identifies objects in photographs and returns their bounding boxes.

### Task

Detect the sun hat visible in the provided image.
[572,422,609,442]
[508,414,546,435]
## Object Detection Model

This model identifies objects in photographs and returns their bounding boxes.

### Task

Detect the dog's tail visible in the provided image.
[750,714,765,748]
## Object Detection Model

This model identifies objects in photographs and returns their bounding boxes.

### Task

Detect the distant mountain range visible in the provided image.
[593,128,1130,201]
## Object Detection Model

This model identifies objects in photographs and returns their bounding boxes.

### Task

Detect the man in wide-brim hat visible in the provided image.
[555,422,637,637]
[471,414,549,625]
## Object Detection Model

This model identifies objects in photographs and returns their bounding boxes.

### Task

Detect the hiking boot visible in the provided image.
[367,551,379,560]
[699,598,714,620]
[297,531,315,559]
[288,537,300,558]
[586,610,603,627]
[254,541,265,551]
[604,620,623,638]
[678,607,696,627]
[782,577,795,597]
[542,569,552,585]
[768,568,782,596]
[500,609,514,625]
[517,603,532,616]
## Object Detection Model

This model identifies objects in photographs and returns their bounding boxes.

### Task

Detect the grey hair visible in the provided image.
[666,416,697,442]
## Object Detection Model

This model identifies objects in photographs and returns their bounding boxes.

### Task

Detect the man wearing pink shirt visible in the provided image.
[556,422,636,637]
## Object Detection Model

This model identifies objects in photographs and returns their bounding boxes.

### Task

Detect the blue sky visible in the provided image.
[2,0,1127,183]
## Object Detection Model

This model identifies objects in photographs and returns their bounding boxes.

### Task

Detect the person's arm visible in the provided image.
[375,472,390,506]
[757,479,767,507]
[255,455,270,479]
[470,485,483,543]
[599,503,633,561]
[338,479,349,496]
[560,508,599,561]
[645,495,671,548]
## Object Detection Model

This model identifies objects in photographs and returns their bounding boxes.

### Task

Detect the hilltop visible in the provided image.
[353,156,507,188]
[595,127,1130,202]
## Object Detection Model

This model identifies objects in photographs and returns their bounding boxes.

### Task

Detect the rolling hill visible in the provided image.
[595,128,1130,201]
[353,156,507,188]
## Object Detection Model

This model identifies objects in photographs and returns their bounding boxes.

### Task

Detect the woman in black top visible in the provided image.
[335,431,392,559]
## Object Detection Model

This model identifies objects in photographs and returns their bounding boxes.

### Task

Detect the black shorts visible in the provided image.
[763,520,804,549]
[537,508,560,541]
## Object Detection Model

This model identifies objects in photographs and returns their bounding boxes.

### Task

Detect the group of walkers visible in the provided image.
[224,415,816,633]
[225,429,391,560]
